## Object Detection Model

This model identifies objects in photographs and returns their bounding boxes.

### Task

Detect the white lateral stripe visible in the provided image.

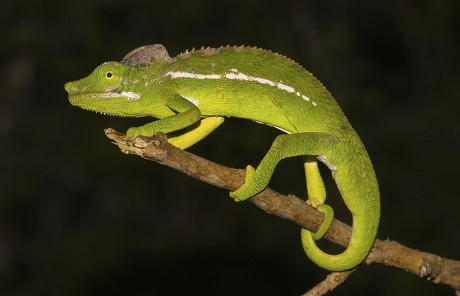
[120,92,141,100]
[166,71,221,80]
[166,69,318,107]
[93,92,141,101]
[224,72,276,87]
[317,156,337,171]
[182,95,199,106]
[254,120,291,134]
[276,82,295,93]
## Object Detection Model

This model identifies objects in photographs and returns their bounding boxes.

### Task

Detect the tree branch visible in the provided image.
[104,128,460,293]
[301,269,356,296]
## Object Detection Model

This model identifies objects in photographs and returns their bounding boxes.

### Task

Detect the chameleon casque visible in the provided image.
[65,44,380,271]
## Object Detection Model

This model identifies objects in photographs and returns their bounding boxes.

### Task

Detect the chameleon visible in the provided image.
[65,44,380,271]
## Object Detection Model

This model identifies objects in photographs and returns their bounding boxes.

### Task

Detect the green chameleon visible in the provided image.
[65,44,380,271]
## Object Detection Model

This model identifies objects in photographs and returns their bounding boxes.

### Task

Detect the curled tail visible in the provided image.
[301,165,380,271]
[301,207,379,271]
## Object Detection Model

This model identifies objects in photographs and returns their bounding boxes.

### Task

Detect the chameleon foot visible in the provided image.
[310,204,334,240]
[229,165,258,202]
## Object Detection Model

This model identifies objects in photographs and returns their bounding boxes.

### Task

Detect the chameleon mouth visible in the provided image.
[68,92,146,118]
[68,91,141,104]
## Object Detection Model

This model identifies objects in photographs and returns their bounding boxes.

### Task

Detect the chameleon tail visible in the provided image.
[300,195,380,271]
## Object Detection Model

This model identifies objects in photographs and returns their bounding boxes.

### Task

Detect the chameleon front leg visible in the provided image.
[167,116,225,149]
[126,94,202,140]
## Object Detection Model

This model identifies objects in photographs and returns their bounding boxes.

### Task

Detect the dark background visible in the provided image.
[2,0,459,295]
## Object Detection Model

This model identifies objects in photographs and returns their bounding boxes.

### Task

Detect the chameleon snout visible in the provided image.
[65,81,88,95]
[64,82,77,94]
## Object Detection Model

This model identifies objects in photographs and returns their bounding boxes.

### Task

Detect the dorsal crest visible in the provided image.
[120,44,172,66]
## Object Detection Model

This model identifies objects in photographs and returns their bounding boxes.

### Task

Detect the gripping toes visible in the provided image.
[126,127,142,143]
[229,165,259,202]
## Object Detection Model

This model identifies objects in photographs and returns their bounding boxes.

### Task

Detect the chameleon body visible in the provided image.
[65,44,380,271]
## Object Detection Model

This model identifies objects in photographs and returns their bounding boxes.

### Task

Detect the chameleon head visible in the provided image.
[65,62,143,116]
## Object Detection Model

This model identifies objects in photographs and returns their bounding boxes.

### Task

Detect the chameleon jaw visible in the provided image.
[68,91,144,117]
[68,91,141,104]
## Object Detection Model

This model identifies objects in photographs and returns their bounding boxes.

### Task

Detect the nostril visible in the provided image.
[64,82,80,93]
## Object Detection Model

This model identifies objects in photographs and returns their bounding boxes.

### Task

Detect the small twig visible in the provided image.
[104,128,460,293]
[302,269,356,296]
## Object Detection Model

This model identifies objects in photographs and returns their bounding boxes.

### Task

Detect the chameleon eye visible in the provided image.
[95,63,123,90]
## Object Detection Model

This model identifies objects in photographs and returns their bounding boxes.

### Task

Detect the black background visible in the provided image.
[2,0,459,295]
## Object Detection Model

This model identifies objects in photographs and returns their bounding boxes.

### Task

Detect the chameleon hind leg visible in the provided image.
[229,132,338,268]
[230,132,338,201]
[303,156,334,241]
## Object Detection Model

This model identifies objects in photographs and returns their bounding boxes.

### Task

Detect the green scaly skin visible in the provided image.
[65,44,380,271]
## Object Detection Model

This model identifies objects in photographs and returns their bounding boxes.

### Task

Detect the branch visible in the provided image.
[301,269,356,296]
[104,128,460,293]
